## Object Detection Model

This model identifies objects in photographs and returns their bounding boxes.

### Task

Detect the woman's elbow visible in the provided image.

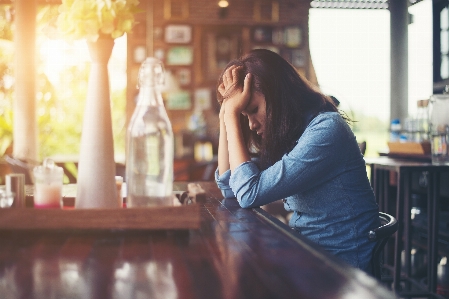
[221,189,235,199]
[237,196,258,209]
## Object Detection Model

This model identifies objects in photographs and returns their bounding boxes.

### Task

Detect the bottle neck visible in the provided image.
[137,86,164,106]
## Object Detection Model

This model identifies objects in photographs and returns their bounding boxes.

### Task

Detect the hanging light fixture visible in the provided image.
[218,0,229,18]
[218,1,229,8]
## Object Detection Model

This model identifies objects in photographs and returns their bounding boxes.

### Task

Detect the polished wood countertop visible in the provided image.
[0,182,397,299]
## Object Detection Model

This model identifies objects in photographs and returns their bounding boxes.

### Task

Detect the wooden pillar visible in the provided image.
[390,0,409,123]
[13,0,37,161]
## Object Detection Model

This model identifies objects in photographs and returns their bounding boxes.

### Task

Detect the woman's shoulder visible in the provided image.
[303,111,353,141]
[308,111,346,127]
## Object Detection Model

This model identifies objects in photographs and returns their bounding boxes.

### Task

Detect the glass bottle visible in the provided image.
[390,118,401,142]
[126,58,174,207]
[429,92,449,164]
[416,99,430,142]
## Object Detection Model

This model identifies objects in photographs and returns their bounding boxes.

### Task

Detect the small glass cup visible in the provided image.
[33,158,64,209]
[429,94,449,165]
[115,176,123,208]
[0,187,14,208]
[430,124,449,165]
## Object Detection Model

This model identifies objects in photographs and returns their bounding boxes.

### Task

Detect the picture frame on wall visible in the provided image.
[166,90,192,110]
[291,49,306,68]
[176,68,191,86]
[284,26,302,48]
[252,27,272,43]
[167,46,193,65]
[194,88,212,110]
[165,25,192,44]
[205,32,240,80]
[272,27,284,45]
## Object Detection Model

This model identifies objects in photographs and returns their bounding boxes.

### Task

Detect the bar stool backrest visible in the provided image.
[369,212,398,281]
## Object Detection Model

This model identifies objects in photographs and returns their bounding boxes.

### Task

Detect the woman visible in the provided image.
[215,49,380,273]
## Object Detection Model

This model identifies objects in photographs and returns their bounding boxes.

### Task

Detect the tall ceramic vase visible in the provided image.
[75,37,119,208]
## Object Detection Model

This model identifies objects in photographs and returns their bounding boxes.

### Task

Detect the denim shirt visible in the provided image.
[215,112,380,272]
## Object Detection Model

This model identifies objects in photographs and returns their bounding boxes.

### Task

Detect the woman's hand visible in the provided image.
[218,65,252,116]
[217,65,252,172]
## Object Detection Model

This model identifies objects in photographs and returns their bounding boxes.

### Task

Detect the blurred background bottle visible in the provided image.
[429,93,449,164]
[390,118,402,142]
[126,58,174,207]
[416,99,430,142]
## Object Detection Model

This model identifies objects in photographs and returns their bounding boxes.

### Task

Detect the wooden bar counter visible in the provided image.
[0,182,397,299]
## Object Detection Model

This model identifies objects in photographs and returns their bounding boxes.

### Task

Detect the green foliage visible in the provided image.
[0,5,13,156]
[351,113,388,133]
[0,6,12,40]
[0,4,127,160]
[341,109,389,157]
[0,109,12,155]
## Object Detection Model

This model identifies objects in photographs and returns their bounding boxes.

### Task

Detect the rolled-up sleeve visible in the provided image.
[225,113,355,209]
[229,161,262,208]
[215,168,235,198]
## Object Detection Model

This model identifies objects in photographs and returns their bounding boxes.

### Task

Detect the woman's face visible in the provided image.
[241,91,266,138]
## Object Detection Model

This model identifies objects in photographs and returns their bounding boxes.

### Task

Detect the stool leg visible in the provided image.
[393,170,405,293]
[403,171,411,292]
[427,171,440,293]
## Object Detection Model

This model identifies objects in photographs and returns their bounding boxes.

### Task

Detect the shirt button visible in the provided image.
[282,199,287,203]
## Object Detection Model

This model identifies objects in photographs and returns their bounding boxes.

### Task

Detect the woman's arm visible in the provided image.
[223,108,250,171]
[218,65,253,171]
[218,104,230,176]
[230,114,358,208]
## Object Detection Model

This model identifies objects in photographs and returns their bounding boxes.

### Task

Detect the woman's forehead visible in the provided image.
[245,92,265,110]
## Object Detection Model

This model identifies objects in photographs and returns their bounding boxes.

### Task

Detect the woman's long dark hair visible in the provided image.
[217,49,346,169]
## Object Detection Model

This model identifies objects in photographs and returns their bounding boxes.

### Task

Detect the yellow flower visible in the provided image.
[56,0,140,41]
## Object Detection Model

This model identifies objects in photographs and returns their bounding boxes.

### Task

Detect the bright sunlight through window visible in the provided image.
[309,1,432,156]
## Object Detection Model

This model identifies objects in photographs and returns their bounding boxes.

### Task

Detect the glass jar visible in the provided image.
[429,94,449,164]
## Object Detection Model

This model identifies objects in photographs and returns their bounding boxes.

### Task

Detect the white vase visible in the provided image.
[75,37,119,209]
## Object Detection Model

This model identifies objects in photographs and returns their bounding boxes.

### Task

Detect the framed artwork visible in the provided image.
[176,68,191,86]
[284,26,302,48]
[194,88,212,110]
[165,25,192,44]
[166,91,192,110]
[252,27,272,43]
[272,28,284,45]
[291,49,306,68]
[205,32,240,80]
[167,46,193,65]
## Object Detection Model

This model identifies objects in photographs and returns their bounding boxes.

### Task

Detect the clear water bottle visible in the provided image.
[416,99,430,142]
[126,58,174,207]
[390,118,401,142]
